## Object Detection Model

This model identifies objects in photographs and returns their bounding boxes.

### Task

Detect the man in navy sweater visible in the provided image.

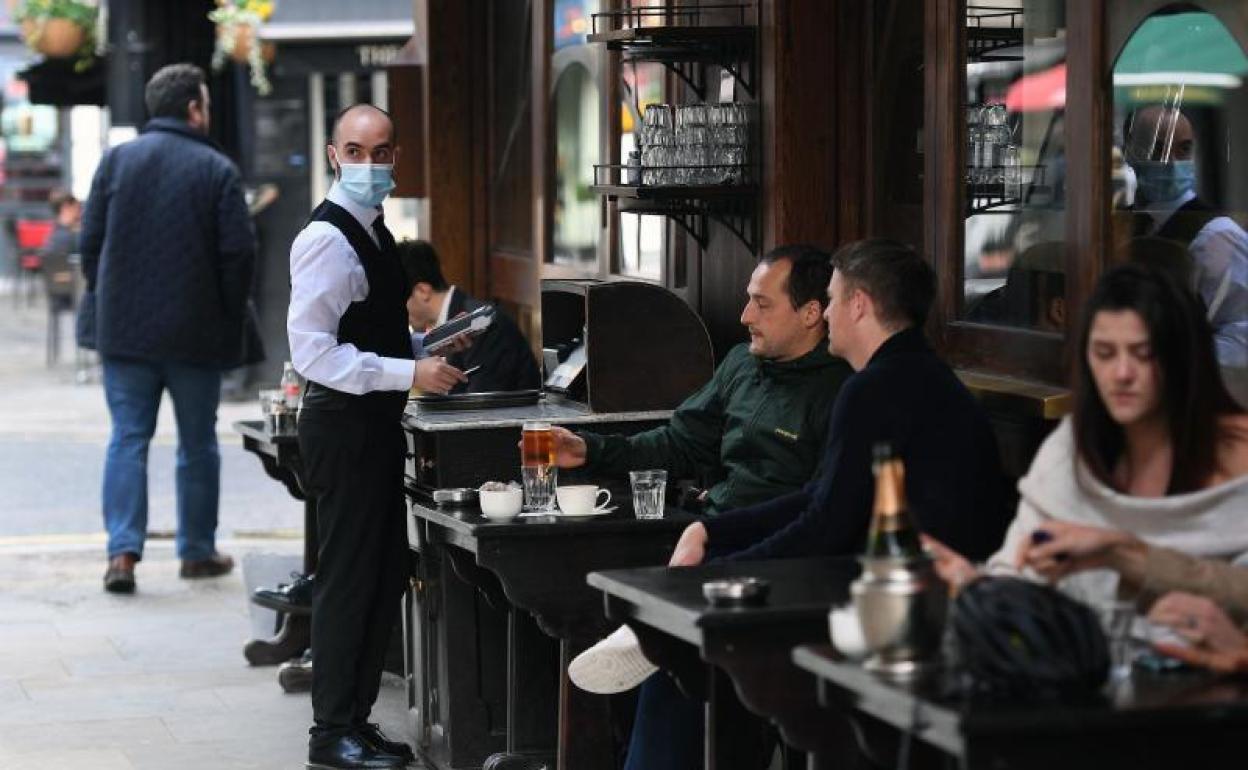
[619,239,1011,770]
[81,64,255,594]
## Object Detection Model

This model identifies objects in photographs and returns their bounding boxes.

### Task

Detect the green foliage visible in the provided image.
[14,0,98,28]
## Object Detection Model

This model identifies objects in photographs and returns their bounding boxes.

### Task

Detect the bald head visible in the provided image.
[332,103,393,145]
[327,103,397,178]
[1125,105,1194,164]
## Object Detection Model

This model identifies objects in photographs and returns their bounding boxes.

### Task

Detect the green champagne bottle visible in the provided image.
[864,442,924,559]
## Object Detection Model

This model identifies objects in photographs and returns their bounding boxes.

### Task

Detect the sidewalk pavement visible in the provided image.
[0,541,411,770]
[0,290,415,768]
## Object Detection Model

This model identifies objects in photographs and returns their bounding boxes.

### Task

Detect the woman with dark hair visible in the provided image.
[930,263,1248,613]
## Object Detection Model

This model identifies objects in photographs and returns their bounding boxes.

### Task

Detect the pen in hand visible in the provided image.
[463,365,482,377]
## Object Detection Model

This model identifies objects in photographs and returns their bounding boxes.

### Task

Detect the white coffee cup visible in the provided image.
[479,487,523,519]
[556,485,612,516]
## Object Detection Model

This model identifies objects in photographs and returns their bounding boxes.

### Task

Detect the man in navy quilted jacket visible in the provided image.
[80,63,256,594]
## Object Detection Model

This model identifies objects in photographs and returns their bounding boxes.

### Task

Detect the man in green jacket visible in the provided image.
[552,245,852,514]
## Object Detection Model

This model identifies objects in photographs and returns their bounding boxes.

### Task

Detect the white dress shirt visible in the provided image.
[287,183,416,395]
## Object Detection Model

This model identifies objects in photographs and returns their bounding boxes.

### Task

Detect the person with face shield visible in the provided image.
[1124,105,1248,379]
[286,104,455,769]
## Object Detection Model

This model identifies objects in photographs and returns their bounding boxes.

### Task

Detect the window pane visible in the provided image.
[1111,9,1248,397]
[490,0,534,254]
[961,1,1067,332]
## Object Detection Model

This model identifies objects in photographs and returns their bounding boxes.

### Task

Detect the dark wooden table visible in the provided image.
[408,495,691,770]
[793,643,1248,769]
[233,420,316,666]
[588,557,862,769]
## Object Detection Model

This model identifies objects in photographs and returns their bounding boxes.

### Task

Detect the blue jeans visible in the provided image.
[624,673,704,770]
[102,357,221,561]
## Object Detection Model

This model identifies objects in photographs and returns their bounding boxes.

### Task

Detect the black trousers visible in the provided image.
[298,406,408,737]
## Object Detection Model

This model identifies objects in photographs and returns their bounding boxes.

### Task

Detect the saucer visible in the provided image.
[558,505,617,518]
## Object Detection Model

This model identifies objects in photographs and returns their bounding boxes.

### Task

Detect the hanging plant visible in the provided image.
[208,0,275,96]
[13,0,99,72]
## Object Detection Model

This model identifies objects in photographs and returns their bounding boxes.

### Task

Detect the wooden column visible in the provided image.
[1064,0,1109,377]
[415,0,488,298]
[761,0,839,250]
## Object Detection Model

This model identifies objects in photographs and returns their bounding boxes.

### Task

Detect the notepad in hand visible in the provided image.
[422,304,496,354]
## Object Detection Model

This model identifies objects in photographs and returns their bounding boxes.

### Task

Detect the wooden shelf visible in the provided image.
[589,6,757,97]
[591,166,758,253]
[957,370,1071,420]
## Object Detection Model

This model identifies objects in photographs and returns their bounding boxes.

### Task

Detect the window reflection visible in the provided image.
[618,61,664,280]
[551,0,601,268]
[961,0,1067,330]
[1111,8,1248,400]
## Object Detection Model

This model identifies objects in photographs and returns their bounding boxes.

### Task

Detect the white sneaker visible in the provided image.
[567,625,658,694]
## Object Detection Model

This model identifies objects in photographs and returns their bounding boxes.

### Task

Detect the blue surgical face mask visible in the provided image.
[337,162,395,208]
[1132,159,1195,204]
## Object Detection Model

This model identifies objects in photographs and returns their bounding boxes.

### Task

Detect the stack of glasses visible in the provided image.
[638,102,751,186]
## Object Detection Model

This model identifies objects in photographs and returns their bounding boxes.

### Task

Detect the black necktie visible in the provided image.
[372,214,396,253]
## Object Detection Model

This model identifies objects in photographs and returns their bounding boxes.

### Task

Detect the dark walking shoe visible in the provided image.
[278,650,313,694]
[179,552,235,579]
[307,733,403,769]
[357,723,415,764]
[252,572,314,615]
[103,553,137,594]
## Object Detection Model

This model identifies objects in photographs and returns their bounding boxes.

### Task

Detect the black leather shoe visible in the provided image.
[252,572,314,616]
[357,723,415,764]
[307,733,403,769]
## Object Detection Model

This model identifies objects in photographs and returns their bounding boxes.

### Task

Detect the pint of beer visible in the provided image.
[521,421,555,467]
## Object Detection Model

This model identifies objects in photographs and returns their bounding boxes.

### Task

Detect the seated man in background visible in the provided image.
[607,239,1011,770]
[42,189,82,318]
[399,239,540,394]
[552,244,853,518]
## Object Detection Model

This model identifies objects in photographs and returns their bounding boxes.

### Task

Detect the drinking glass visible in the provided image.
[629,469,667,519]
[1001,143,1021,200]
[521,421,557,511]
[1098,599,1136,681]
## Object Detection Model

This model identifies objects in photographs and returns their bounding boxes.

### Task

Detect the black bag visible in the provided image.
[75,289,96,350]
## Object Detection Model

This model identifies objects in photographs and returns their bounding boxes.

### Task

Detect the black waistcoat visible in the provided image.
[301,200,412,417]
[1155,197,1218,245]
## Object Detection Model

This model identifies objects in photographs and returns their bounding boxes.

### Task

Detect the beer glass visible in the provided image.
[521,421,557,511]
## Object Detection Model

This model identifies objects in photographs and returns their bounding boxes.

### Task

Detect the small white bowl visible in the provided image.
[479,488,523,520]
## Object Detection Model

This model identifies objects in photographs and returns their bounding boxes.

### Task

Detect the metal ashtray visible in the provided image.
[432,487,479,506]
[702,577,771,608]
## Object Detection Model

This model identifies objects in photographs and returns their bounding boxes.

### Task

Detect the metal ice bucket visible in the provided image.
[850,555,948,680]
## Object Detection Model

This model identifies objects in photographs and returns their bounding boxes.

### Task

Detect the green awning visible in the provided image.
[1114,11,1248,77]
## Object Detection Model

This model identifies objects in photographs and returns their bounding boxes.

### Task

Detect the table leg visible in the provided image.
[557,637,617,770]
[705,667,776,770]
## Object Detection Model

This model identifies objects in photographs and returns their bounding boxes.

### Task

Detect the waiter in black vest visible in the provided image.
[288,104,463,770]
[1124,104,1248,371]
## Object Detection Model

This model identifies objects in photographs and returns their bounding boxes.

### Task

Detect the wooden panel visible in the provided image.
[924,0,962,355]
[421,0,482,293]
[1065,0,1109,363]
[761,0,837,249]
[388,59,427,199]
[530,0,551,312]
